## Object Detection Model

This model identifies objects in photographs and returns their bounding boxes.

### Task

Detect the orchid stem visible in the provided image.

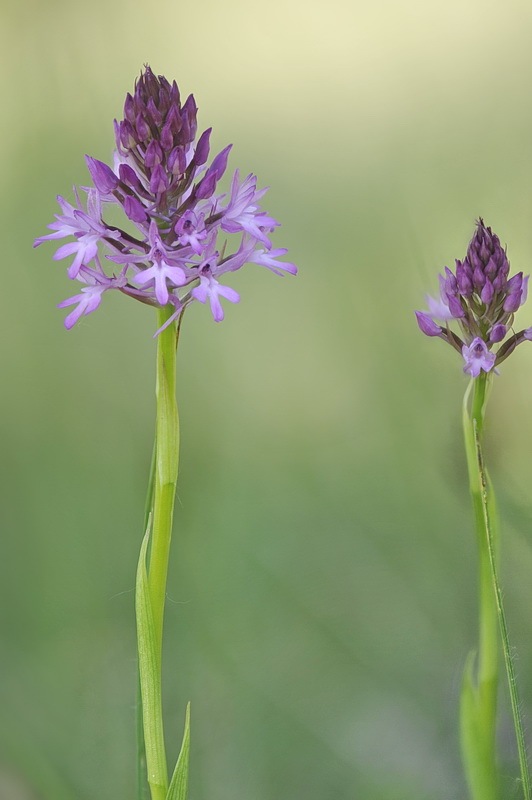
[137,304,181,800]
[461,374,531,800]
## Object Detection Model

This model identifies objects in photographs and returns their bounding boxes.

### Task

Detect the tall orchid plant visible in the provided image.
[35,66,296,800]
[416,220,531,800]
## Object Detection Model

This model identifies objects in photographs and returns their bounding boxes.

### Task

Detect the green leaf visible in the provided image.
[136,524,168,796]
[473,422,531,800]
[166,703,191,800]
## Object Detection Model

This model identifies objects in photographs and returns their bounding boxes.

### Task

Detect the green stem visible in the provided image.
[461,374,531,800]
[461,373,498,800]
[137,305,181,800]
[149,306,180,658]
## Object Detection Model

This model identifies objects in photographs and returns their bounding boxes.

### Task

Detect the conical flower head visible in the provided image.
[35,65,297,331]
[118,66,196,154]
[465,219,510,296]
[114,67,207,211]
[415,219,532,375]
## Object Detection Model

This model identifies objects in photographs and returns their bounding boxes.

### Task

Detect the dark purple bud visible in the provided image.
[182,94,198,138]
[524,328,532,340]
[462,258,474,281]
[168,146,187,176]
[493,272,506,292]
[489,323,506,343]
[467,218,510,288]
[135,114,151,142]
[195,169,218,200]
[124,196,148,223]
[119,163,143,192]
[170,80,180,108]
[209,144,232,180]
[473,264,485,289]
[145,140,163,168]
[444,266,457,290]
[469,250,482,273]
[137,66,159,103]
[446,294,465,318]
[124,93,136,123]
[484,256,498,279]
[85,156,119,193]
[158,74,172,96]
[500,258,510,279]
[481,279,494,305]
[504,290,522,313]
[506,272,523,294]
[149,164,168,194]
[180,113,191,145]
[194,128,212,167]
[119,120,136,149]
[503,273,524,312]
[160,122,174,153]
[166,106,182,135]
[415,311,442,337]
[479,242,491,263]
[146,97,163,127]
[456,259,473,295]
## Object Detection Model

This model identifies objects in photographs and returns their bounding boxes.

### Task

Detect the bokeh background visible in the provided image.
[2,0,532,798]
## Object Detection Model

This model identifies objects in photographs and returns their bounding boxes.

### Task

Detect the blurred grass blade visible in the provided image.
[136,524,168,799]
[474,422,531,800]
[166,703,191,800]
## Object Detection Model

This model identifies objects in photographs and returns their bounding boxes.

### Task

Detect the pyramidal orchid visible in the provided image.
[415,220,531,800]
[35,66,296,332]
[415,219,532,375]
[35,66,297,800]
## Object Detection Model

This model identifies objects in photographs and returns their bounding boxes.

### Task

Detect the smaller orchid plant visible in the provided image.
[416,219,532,377]
[35,66,296,800]
[416,220,531,800]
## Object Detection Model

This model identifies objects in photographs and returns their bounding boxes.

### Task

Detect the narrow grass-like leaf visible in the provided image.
[474,421,531,800]
[166,702,191,800]
[136,524,168,799]
[138,442,158,800]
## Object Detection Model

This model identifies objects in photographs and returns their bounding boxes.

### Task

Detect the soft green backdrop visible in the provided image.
[2,0,532,798]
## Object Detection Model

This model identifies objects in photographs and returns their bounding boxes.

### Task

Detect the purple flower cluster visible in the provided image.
[416,219,532,377]
[35,67,296,331]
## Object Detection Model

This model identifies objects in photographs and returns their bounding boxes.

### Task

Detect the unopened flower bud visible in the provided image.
[85,156,118,194]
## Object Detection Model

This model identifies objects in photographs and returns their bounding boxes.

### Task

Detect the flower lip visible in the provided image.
[462,337,496,378]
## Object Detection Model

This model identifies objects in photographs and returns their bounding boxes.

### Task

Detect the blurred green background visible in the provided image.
[2,0,532,797]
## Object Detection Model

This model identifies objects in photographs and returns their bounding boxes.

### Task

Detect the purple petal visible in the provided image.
[216,284,240,304]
